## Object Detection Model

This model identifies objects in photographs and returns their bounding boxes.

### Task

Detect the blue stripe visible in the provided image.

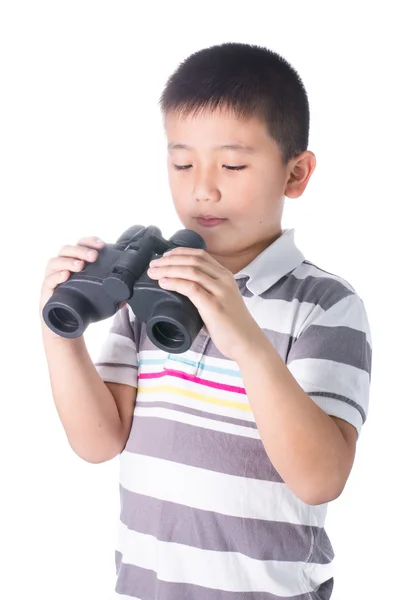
[137,357,242,378]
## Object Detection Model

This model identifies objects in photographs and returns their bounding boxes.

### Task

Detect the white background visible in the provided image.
[0,1,408,599]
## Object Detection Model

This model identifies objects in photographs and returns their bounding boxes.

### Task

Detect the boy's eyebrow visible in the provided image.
[168,143,256,154]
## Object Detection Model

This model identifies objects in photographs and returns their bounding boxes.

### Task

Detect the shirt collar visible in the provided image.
[234,228,305,296]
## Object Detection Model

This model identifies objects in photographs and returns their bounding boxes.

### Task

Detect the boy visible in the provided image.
[40,43,372,599]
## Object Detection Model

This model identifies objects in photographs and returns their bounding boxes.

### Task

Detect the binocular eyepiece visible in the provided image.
[42,225,207,354]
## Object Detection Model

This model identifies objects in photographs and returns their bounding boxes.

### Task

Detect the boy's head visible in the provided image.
[159,42,316,271]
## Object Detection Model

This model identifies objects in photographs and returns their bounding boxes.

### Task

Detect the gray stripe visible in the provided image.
[138,330,291,361]
[114,557,334,600]
[240,264,354,308]
[119,487,334,564]
[261,273,354,309]
[303,261,354,291]
[241,286,253,298]
[95,361,138,370]
[309,391,367,424]
[287,324,372,374]
[139,326,293,362]
[139,320,371,374]
[198,329,294,363]
[136,400,258,429]
[110,306,135,341]
[236,276,252,297]
[126,415,283,482]
[139,327,159,352]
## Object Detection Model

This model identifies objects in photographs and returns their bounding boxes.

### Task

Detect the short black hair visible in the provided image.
[159,42,310,165]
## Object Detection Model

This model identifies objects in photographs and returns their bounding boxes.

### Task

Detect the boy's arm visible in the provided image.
[42,326,136,463]
[105,381,137,447]
[237,293,371,506]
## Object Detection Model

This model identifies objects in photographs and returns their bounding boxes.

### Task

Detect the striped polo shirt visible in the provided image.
[95,228,372,600]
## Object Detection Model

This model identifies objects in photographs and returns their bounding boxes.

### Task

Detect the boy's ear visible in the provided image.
[284,150,316,199]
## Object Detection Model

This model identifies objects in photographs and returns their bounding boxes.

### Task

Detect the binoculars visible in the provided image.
[42,225,206,354]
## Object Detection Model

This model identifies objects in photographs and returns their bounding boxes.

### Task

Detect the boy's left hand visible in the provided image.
[147,247,262,361]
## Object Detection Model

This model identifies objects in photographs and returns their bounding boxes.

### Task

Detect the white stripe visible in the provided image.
[139,372,251,409]
[117,522,333,596]
[138,349,160,358]
[96,364,138,388]
[192,352,239,369]
[167,350,239,373]
[245,296,322,336]
[312,395,364,434]
[119,452,326,527]
[135,385,255,424]
[97,332,137,365]
[288,358,370,414]
[133,405,260,439]
[244,287,370,340]
[139,355,243,388]
[140,350,247,389]
[139,348,241,372]
[165,356,244,386]
[126,304,136,323]
[307,293,372,340]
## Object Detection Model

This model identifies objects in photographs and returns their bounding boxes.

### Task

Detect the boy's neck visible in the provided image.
[210,229,283,275]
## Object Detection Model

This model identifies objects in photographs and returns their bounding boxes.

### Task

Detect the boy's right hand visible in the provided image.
[40,236,105,315]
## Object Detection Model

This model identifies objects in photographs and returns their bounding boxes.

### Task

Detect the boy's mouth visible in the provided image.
[196,215,227,228]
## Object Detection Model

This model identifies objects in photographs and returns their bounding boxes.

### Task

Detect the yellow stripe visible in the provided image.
[137,384,252,412]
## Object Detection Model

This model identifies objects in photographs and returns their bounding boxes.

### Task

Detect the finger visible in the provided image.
[43,269,71,293]
[151,253,222,278]
[150,248,226,277]
[158,276,212,306]
[57,244,100,262]
[165,247,219,265]
[76,236,105,248]
[45,256,87,277]
[148,265,221,295]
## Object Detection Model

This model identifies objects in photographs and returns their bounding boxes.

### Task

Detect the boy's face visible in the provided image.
[164,108,315,272]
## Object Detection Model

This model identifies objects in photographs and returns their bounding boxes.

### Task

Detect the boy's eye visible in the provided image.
[172,164,247,172]
[173,164,192,171]
[223,165,247,171]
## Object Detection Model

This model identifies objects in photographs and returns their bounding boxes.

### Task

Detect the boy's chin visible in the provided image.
[180,218,240,253]
[201,236,241,256]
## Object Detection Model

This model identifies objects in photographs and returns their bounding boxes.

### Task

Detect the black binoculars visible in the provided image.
[42,225,207,354]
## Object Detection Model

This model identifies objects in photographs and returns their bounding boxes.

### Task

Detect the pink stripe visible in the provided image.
[139,369,246,395]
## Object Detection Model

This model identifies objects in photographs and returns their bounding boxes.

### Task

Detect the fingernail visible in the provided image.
[87,250,96,258]
[73,260,82,267]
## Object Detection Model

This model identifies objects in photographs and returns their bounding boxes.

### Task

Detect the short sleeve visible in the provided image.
[286,290,372,436]
[94,305,139,388]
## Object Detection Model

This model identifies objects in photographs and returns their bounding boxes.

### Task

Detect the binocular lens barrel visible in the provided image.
[151,321,186,349]
[48,307,80,335]
[43,289,93,338]
[147,302,201,353]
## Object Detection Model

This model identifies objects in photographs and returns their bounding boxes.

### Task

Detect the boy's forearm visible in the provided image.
[236,330,352,505]
[42,325,124,463]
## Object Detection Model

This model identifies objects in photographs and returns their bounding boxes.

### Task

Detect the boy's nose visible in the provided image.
[193,176,221,203]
